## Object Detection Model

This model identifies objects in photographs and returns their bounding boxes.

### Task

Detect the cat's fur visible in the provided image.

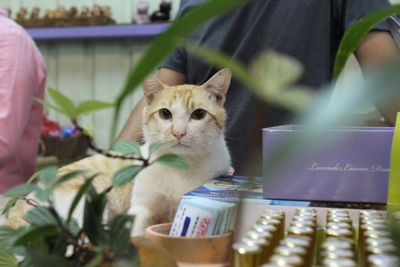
[128,68,231,236]
[5,68,232,237]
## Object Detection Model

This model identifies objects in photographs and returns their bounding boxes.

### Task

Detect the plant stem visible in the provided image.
[72,119,149,165]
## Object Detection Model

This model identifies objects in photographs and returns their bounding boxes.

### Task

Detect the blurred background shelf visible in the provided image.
[27,23,170,41]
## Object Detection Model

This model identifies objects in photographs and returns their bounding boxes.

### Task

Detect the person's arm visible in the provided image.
[354,31,399,125]
[117,68,186,141]
[0,32,37,164]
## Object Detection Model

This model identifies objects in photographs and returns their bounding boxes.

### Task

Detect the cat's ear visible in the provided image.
[202,68,231,106]
[142,76,165,104]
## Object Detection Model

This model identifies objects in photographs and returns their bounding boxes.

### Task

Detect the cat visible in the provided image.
[5,68,232,237]
[128,68,232,236]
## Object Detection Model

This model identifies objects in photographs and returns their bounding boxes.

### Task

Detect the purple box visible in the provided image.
[262,125,394,204]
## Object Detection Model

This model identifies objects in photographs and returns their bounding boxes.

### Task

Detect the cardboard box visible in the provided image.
[183,176,382,241]
[262,125,394,204]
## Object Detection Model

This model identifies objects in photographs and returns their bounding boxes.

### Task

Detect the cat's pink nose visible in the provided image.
[172,130,186,140]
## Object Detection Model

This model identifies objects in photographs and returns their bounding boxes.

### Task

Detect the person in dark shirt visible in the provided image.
[119,0,398,176]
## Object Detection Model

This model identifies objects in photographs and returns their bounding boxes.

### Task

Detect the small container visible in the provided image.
[291,219,315,229]
[322,258,356,267]
[368,254,399,267]
[247,230,273,241]
[365,237,394,247]
[269,254,304,267]
[322,237,354,251]
[281,235,311,249]
[364,229,390,239]
[145,223,233,265]
[242,237,272,264]
[321,249,355,260]
[325,228,353,239]
[274,245,307,267]
[366,243,398,256]
[326,222,352,230]
[233,241,262,267]
[257,218,284,240]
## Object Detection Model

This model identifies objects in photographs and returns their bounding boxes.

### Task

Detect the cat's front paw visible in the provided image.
[128,206,152,237]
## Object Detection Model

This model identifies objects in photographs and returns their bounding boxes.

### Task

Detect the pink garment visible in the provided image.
[0,10,46,193]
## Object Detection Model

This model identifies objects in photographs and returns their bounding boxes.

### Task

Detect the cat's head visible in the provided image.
[142,68,231,155]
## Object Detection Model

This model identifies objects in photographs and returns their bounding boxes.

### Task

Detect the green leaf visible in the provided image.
[109,214,134,256]
[13,225,59,246]
[185,41,258,90]
[112,0,248,137]
[155,154,190,169]
[83,186,108,245]
[333,4,400,79]
[1,196,19,216]
[25,207,56,226]
[66,218,80,236]
[34,97,66,115]
[76,100,115,116]
[83,250,104,267]
[112,165,142,187]
[34,188,53,202]
[0,226,19,243]
[21,249,73,267]
[251,51,303,92]
[47,87,77,119]
[149,142,164,154]
[116,244,139,267]
[3,184,39,198]
[0,251,18,267]
[67,175,97,222]
[38,166,58,185]
[51,170,86,189]
[111,140,141,156]
[0,226,21,250]
[185,43,313,111]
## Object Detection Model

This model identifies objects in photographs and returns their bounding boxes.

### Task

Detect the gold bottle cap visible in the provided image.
[242,236,270,247]
[360,210,381,216]
[322,258,356,267]
[360,223,387,232]
[326,222,352,230]
[253,223,278,234]
[325,227,353,238]
[366,243,398,255]
[232,241,261,254]
[328,216,352,224]
[295,208,316,214]
[257,218,281,226]
[361,216,385,224]
[270,254,303,266]
[364,229,390,239]
[291,218,315,228]
[328,209,349,215]
[281,235,311,248]
[274,245,307,256]
[322,237,353,250]
[288,225,314,236]
[260,214,283,221]
[368,254,399,267]
[247,230,273,240]
[365,237,394,247]
[322,249,355,259]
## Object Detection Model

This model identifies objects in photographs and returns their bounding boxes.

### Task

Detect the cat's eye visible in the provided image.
[191,109,207,120]
[159,108,172,120]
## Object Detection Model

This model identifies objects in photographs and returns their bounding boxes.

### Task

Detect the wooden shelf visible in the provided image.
[27,23,170,41]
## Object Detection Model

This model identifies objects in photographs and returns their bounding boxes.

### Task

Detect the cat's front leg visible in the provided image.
[128,205,153,237]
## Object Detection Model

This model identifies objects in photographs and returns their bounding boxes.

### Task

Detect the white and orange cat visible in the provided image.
[5,68,232,237]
